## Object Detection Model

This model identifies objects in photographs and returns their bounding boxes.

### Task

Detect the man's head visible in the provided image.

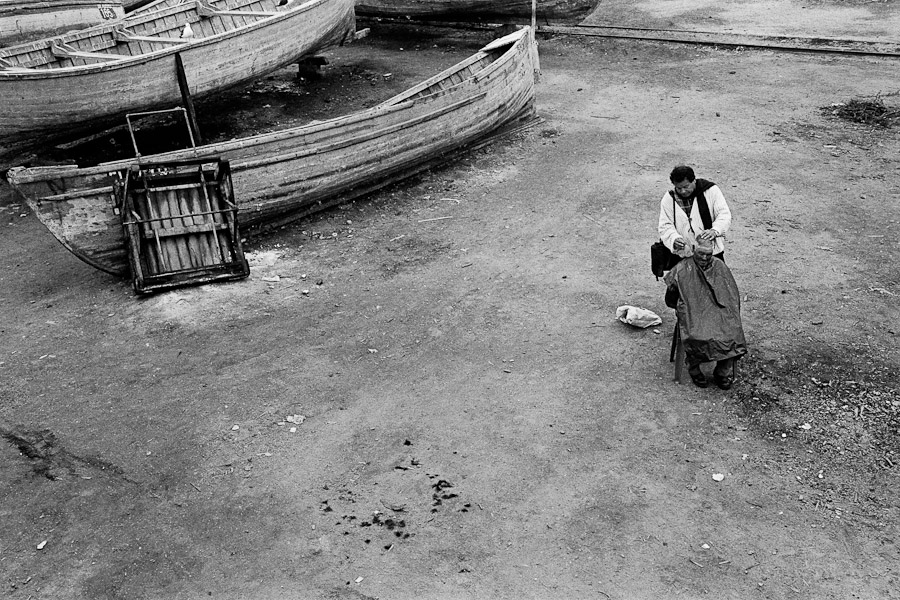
[693,237,715,270]
[670,165,696,199]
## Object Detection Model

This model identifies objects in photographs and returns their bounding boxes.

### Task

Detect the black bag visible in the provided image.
[652,194,682,278]
[651,240,680,278]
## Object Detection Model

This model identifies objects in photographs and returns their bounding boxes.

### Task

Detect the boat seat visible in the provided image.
[197,0,277,18]
[50,43,126,62]
[0,57,33,70]
[113,27,191,45]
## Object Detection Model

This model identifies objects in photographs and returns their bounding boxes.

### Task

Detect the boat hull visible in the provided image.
[8,28,539,276]
[0,0,356,164]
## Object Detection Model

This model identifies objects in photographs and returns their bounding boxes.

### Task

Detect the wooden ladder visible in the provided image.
[119,158,249,294]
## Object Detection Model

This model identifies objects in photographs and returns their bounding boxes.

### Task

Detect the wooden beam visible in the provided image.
[175,53,203,146]
[0,56,31,70]
[140,222,230,239]
[50,43,125,62]
[113,27,191,45]
[215,9,277,17]
[196,0,275,19]
[540,24,900,57]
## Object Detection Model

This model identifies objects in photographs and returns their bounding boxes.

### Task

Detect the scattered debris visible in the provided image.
[822,95,899,127]
[430,478,461,512]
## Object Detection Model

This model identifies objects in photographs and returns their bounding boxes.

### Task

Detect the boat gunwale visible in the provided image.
[0,0,341,78]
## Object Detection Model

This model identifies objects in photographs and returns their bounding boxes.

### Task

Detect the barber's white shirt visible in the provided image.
[657,184,731,255]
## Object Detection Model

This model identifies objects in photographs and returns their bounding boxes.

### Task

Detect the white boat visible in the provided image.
[0,0,356,164]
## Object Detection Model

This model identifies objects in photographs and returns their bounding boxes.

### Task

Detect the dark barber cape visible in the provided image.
[665,257,747,363]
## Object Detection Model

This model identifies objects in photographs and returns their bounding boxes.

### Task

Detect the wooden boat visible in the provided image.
[0,0,124,47]
[0,0,356,164]
[7,27,540,276]
[355,0,594,24]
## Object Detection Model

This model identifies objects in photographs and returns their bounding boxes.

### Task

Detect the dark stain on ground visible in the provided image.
[0,426,134,482]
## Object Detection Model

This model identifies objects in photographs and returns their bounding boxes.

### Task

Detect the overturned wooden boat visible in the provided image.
[8,27,540,277]
[355,0,594,24]
[0,0,124,46]
[0,0,356,164]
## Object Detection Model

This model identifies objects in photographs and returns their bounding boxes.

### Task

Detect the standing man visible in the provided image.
[658,165,731,262]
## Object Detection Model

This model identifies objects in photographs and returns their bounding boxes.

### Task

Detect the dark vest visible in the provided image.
[669,179,715,230]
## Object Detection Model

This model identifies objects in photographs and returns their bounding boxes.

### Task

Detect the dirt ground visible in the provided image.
[2,10,900,600]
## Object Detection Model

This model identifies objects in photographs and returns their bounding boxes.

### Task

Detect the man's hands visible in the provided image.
[696,229,719,242]
[673,238,687,251]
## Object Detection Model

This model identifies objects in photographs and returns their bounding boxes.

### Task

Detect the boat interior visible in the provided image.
[0,0,296,70]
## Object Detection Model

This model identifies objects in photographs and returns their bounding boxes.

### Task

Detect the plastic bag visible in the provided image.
[616,305,662,328]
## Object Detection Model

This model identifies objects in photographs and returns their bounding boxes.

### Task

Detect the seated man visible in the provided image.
[664,237,747,389]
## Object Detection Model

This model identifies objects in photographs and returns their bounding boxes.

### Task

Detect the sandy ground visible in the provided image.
[2,4,900,600]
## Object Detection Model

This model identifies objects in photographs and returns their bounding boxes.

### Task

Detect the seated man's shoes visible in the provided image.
[715,375,734,390]
[690,374,709,388]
